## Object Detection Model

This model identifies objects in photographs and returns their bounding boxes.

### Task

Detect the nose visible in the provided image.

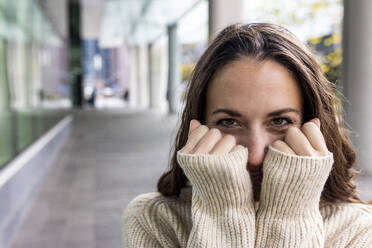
[237,127,270,167]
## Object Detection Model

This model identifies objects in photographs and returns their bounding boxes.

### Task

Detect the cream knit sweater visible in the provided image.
[122,147,372,247]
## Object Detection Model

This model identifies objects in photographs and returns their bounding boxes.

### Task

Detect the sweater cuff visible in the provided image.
[177,148,253,208]
[259,146,334,215]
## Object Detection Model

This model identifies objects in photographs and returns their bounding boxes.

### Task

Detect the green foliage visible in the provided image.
[181,63,195,82]
[308,33,342,83]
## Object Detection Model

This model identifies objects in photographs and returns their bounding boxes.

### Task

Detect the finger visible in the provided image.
[301,121,328,154]
[181,125,209,153]
[188,119,201,136]
[231,144,245,153]
[210,134,236,154]
[271,140,296,155]
[285,126,314,156]
[309,118,320,129]
[193,128,223,154]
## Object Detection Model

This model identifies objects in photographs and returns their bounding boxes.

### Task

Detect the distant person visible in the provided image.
[123,89,129,102]
[87,87,96,107]
[75,73,83,107]
[123,23,372,247]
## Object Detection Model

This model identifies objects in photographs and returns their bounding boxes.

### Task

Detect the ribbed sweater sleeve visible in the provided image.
[177,147,256,248]
[122,193,165,248]
[123,147,372,248]
[321,202,372,247]
[255,146,334,248]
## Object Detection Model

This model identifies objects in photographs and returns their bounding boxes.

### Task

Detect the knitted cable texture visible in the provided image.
[123,147,372,248]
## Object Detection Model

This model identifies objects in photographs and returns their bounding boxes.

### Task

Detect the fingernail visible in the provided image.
[189,119,199,135]
[313,118,320,128]
[190,119,196,127]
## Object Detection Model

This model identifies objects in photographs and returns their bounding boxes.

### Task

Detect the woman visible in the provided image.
[123,23,372,247]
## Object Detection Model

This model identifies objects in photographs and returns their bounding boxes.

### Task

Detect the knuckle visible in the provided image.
[224,134,236,143]
[272,140,283,148]
[308,149,316,156]
[183,142,193,152]
[198,125,209,133]
[317,150,329,156]
[302,147,317,156]
[187,134,198,144]
[286,126,300,138]
[189,125,208,139]
[209,128,222,137]
[234,145,244,151]
[287,126,298,133]
[179,146,190,154]
[191,143,202,154]
[301,122,316,132]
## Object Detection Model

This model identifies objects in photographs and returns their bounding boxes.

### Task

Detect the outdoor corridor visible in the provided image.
[9,110,178,248]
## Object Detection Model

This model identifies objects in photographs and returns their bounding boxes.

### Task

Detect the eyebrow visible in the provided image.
[268,108,300,117]
[212,109,242,117]
[212,108,300,117]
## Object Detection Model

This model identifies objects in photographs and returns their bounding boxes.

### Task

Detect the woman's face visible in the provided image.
[205,57,303,195]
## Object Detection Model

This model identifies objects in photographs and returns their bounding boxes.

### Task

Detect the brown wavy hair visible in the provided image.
[157,23,363,204]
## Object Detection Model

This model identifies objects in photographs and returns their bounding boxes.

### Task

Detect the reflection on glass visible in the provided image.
[0,0,69,170]
[0,110,66,169]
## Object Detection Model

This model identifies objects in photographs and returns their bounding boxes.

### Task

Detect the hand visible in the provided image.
[271,118,329,156]
[179,119,244,155]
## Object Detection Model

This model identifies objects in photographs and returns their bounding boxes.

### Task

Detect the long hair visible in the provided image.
[157,23,363,204]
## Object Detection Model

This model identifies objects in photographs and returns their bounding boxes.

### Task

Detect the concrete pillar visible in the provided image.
[128,46,139,108]
[343,0,372,174]
[0,40,10,111]
[167,24,181,114]
[148,43,154,109]
[25,3,43,109]
[7,42,28,109]
[137,43,150,109]
[208,0,244,41]
[7,0,30,110]
[29,43,42,108]
[149,38,168,113]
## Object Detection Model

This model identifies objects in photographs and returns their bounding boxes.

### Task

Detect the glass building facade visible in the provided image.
[0,0,68,169]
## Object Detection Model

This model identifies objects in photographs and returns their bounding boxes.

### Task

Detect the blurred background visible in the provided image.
[0,0,371,247]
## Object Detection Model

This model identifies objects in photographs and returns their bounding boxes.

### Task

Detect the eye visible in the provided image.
[270,117,293,128]
[216,118,239,128]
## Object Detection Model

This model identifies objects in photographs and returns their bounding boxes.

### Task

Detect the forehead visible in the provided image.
[206,58,303,116]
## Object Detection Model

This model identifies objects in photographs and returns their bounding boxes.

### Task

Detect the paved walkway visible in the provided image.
[9,110,179,248]
[9,109,372,248]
